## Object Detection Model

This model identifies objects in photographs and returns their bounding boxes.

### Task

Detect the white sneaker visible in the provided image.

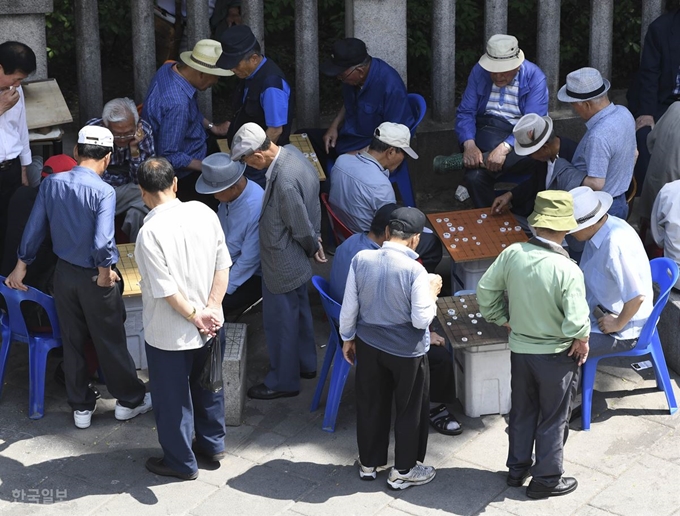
[115,392,152,421]
[359,462,377,481]
[387,463,436,490]
[74,407,95,429]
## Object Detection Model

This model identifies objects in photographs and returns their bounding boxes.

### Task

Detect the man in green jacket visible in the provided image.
[477,190,590,499]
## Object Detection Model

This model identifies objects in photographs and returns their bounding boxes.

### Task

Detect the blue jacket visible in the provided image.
[455,61,548,146]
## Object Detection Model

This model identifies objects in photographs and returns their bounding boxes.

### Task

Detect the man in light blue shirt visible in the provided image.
[196,152,263,315]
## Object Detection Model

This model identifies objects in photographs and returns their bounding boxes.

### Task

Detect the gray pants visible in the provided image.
[507,350,579,487]
[588,332,637,358]
[114,182,149,242]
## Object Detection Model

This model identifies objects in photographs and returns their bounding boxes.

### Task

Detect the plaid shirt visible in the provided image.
[86,118,155,186]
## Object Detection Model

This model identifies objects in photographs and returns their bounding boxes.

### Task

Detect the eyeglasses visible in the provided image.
[113,133,136,140]
[337,65,360,82]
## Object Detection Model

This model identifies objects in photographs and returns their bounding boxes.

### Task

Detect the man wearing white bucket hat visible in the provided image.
[558,68,636,220]
[569,186,653,358]
[455,34,549,208]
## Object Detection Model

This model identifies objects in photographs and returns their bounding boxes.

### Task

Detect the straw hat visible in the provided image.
[180,39,233,76]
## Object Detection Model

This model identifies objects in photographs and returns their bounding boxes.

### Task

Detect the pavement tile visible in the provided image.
[192,454,257,488]
[451,416,509,472]
[649,428,680,465]
[572,505,626,516]
[589,454,680,516]
[231,430,289,463]
[374,506,434,516]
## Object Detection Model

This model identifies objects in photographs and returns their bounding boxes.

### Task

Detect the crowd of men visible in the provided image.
[1,4,679,495]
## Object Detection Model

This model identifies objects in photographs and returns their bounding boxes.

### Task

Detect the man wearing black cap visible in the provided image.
[300,38,413,172]
[217,25,292,189]
[339,207,441,490]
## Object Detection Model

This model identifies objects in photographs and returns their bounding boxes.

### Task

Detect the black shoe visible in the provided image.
[192,443,227,463]
[526,477,578,499]
[145,457,198,480]
[506,469,531,487]
[247,383,299,400]
[300,371,317,380]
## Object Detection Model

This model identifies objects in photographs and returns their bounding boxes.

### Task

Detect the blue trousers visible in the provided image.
[145,340,226,476]
[262,281,317,392]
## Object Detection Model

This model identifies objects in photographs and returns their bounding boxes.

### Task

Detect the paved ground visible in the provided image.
[1,254,680,516]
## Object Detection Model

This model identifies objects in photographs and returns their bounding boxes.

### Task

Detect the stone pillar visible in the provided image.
[75,0,103,126]
[242,0,265,53]
[186,0,212,120]
[484,0,508,42]
[431,0,456,123]
[348,0,407,83]
[537,0,561,111]
[295,0,319,127]
[131,0,156,105]
[0,0,52,80]
[589,0,614,80]
[641,0,665,52]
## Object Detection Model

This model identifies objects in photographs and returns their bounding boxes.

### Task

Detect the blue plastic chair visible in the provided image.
[0,276,62,419]
[581,258,679,430]
[310,275,352,432]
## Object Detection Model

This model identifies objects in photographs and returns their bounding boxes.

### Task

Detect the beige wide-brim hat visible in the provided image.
[527,190,578,232]
[513,114,553,156]
[180,39,234,77]
[567,186,613,234]
[478,34,525,73]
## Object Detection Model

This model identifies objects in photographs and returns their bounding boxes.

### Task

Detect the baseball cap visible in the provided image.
[78,125,114,149]
[230,122,267,161]
[216,25,258,69]
[389,207,426,234]
[374,122,418,159]
[320,38,369,76]
[42,154,77,178]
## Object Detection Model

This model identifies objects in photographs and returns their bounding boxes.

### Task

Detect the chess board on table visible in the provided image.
[289,134,326,181]
[117,244,142,297]
[436,295,508,349]
[427,208,528,263]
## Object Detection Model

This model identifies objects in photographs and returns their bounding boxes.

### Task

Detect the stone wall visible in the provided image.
[0,1,53,80]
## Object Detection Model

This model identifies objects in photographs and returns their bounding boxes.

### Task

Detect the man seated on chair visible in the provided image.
[569,186,653,358]
[491,114,581,219]
[455,34,548,208]
[651,179,680,290]
[328,122,442,272]
[87,97,154,242]
[330,203,461,438]
[195,152,264,317]
[558,68,636,220]
[298,38,414,173]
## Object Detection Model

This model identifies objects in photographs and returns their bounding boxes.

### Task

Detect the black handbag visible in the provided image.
[199,334,223,393]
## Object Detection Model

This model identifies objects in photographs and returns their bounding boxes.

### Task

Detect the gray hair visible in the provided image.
[102,97,138,125]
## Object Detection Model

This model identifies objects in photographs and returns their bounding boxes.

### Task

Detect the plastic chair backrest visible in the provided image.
[320,192,355,243]
[407,93,427,134]
[636,258,679,345]
[312,276,342,327]
[0,277,61,339]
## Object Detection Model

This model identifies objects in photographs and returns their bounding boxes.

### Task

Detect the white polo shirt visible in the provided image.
[0,85,31,165]
[135,198,232,351]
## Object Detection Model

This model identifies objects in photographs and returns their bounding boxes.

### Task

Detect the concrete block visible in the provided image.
[0,0,52,14]
[222,323,247,427]
[0,15,48,79]
[122,295,146,370]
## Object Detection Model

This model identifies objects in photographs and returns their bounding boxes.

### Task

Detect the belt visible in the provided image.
[0,157,19,170]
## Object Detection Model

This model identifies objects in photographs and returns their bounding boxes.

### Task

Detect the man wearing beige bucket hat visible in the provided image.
[142,39,232,203]
[478,190,590,499]
[455,34,549,208]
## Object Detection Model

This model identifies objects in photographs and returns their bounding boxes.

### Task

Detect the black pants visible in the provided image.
[507,350,579,487]
[355,338,430,471]
[417,233,443,274]
[428,344,455,404]
[0,157,22,259]
[53,259,146,411]
[222,274,262,316]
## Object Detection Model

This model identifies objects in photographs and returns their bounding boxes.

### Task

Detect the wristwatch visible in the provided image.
[502,141,512,151]
[207,122,215,131]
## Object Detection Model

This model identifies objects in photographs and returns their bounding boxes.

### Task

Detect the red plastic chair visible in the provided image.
[320,193,354,244]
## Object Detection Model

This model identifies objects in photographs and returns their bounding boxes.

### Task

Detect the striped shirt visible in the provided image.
[485,75,522,125]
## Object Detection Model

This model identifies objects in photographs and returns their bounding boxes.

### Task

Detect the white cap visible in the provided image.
[374,122,418,159]
[230,122,267,161]
[77,125,114,148]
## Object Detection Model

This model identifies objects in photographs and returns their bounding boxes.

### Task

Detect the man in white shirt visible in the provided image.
[651,179,680,290]
[0,41,35,258]
[135,157,231,481]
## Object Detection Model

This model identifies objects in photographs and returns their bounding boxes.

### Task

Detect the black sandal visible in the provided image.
[429,404,463,436]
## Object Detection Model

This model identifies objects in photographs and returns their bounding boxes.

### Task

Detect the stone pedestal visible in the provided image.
[346,0,407,83]
[222,323,248,427]
[0,0,53,80]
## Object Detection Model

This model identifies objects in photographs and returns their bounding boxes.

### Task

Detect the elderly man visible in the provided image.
[456,34,548,208]
[216,25,292,188]
[87,97,154,241]
[196,152,263,315]
[6,126,151,429]
[230,122,325,400]
[558,68,636,220]
[0,41,36,258]
[135,157,230,481]
[569,186,653,358]
[340,207,441,489]
[142,39,231,202]
[491,114,580,218]
[478,190,590,499]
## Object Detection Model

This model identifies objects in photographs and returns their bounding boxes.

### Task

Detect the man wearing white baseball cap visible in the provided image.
[6,125,151,429]
[569,186,653,358]
[455,34,549,208]
[558,68,636,220]
[230,122,325,400]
